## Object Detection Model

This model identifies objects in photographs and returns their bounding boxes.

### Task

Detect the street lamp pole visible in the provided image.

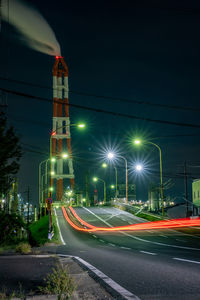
[147,142,164,216]
[118,155,128,204]
[93,177,106,203]
[114,166,118,198]
[39,159,49,217]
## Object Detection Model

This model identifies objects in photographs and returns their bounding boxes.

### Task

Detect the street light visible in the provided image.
[133,139,164,216]
[107,152,128,204]
[135,164,143,171]
[93,177,106,203]
[102,163,107,168]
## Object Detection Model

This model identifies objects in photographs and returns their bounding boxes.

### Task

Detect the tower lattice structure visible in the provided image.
[51,56,74,201]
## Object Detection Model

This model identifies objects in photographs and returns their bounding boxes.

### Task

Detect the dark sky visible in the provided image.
[1,0,200,204]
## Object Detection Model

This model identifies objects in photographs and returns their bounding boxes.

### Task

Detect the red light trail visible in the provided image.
[62,206,200,232]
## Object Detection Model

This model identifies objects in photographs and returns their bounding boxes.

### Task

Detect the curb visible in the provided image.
[58,254,140,300]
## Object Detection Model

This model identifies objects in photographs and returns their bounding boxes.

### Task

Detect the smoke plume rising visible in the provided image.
[1,0,61,56]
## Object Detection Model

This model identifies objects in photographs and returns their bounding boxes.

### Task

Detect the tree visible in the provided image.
[0,112,22,197]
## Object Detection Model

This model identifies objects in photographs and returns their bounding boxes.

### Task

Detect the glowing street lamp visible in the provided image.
[135,164,143,171]
[77,123,85,128]
[134,139,141,145]
[62,153,69,159]
[107,152,128,204]
[93,177,106,203]
[133,138,164,216]
[102,163,108,168]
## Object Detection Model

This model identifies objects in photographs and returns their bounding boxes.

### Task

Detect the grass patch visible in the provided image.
[29,213,61,246]
[136,212,163,222]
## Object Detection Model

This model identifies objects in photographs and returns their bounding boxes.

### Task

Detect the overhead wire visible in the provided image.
[0,75,200,112]
[1,87,200,129]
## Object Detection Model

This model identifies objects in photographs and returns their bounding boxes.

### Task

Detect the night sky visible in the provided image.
[1,0,200,205]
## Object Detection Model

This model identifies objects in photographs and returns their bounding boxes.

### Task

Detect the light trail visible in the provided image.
[62,207,200,232]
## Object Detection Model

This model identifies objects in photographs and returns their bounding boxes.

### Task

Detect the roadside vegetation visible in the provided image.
[0,211,30,253]
[38,264,76,300]
[29,213,61,246]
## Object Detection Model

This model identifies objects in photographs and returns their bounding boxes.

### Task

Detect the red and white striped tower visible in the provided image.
[51,56,74,201]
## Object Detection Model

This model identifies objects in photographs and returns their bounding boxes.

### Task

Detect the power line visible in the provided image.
[1,87,200,129]
[0,75,200,113]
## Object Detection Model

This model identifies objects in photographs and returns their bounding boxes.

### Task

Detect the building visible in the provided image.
[118,184,136,201]
[192,179,200,207]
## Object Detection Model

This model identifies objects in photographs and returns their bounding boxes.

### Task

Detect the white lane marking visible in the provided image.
[54,209,66,245]
[83,207,200,251]
[99,239,105,243]
[140,251,157,256]
[159,235,168,238]
[108,243,116,247]
[120,247,131,250]
[175,239,186,243]
[92,235,97,238]
[58,254,140,300]
[173,258,200,264]
[128,221,132,225]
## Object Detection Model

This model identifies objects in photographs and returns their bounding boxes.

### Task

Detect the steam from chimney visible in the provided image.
[1,0,61,56]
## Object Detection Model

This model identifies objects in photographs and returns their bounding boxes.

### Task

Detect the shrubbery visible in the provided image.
[0,212,26,244]
[15,242,31,254]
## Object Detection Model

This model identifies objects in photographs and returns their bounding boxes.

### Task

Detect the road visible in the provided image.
[52,206,200,300]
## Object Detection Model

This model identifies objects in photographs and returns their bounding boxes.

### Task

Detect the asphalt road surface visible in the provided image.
[51,206,200,300]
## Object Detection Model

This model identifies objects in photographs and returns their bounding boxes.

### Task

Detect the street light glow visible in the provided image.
[51,171,55,175]
[62,153,68,159]
[102,163,107,168]
[135,164,143,171]
[134,139,141,145]
[110,185,115,189]
[51,157,56,162]
[49,187,53,191]
[107,152,114,159]
[93,177,98,182]
[77,123,85,128]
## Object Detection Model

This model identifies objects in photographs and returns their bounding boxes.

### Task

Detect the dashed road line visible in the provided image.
[140,251,157,256]
[99,239,105,243]
[120,246,131,250]
[173,257,200,264]
[108,243,116,247]
[92,235,97,238]
[83,207,200,251]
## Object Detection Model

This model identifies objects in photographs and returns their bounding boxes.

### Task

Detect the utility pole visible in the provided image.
[85,171,89,207]
[27,186,30,225]
[184,161,189,217]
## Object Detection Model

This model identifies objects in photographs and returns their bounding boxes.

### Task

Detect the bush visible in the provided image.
[38,264,76,300]
[0,212,26,244]
[15,242,31,254]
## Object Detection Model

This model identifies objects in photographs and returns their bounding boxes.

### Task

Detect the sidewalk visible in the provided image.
[0,254,115,300]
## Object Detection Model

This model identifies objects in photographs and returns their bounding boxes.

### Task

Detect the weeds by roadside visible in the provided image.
[38,264,76,300]
[15,242,31,254]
